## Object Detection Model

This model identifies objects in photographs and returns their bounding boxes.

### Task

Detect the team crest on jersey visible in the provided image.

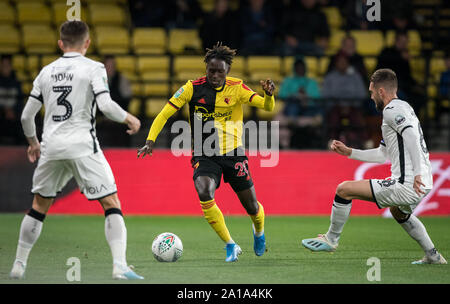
[395,115,405,125]
[174,87,184,98]
[224,97,230,104]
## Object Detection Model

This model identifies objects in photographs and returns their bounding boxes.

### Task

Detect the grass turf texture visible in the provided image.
[0,214,449,284]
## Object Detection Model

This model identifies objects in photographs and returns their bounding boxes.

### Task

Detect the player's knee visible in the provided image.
[336,181,351,199]
[195,178,215,202]
[98,194,121,210]
[244,199,259,215]
[390,207,410,223]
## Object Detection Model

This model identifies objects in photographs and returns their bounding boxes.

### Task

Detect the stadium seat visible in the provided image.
[199,0,215,12]
[430,57,445,83]
[326,30,346,55]
[17,2,52,24]
[133,28,167,55]
[22,24,57,54]
[12,55,26,72]
[0,2,15,24]
[363,57,377,75]
[282,56,295,76]
[247,56,282,83]
[427,84,438,99]
[0,25,20,53]
[52,2,88,26]
[146,98,167,118]
[128,98,142,116]
[12,55,28,81]
[137,56,171,81]
[22,81,33,96]
[283,56,318,78]
[410,57,425,84]
[143,82,170,97]
[89,3,126,26]
[130,82,142,97]
[41,54,60,67]
[95,26,130,55]
[318,56,330,77]
[350,30,384,56]
[229,56,246,79]
[385,30,422,56]
[27,55,39,72]
[173,56,206,81]
[321,6,343,30]
[115,55,137,80]
[81,0,128,4]
[168,29,202,54]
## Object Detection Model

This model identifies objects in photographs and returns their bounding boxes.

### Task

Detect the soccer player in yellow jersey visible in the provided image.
[137,43,275,262]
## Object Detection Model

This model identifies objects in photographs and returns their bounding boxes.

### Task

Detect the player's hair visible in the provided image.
[370,68,398,91]
[204,42,237,66]
[60,20,89,47]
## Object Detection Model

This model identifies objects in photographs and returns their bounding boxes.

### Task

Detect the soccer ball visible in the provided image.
[152,232,183,262]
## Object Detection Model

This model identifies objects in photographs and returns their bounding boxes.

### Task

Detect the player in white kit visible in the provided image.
[302,69,446,264]
[10,21,144,280]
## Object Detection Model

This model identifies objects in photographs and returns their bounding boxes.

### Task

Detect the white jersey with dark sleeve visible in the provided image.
[28,52,113,160]
[381,99,433,188]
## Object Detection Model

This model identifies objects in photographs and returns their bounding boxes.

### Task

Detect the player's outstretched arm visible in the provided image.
[335,139,388,164]
[137,140,154,158]
[137,103,178,159]
[246,79,275,111]
[330,140,352,156]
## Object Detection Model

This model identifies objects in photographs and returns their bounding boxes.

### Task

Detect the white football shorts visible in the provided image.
[31,151,117,200]
[369,178,431,214]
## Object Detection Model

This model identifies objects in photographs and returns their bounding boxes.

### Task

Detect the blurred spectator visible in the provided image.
[281,0,330,56]
[276,58,322,149]
[327,34,368,84]
[239,0,276,55]
[322,52,367,99]
[376,32,425,111]
[439,52,450,98]
[165,0,203,29]
[129,0,166,27]
[380,0,416,31]
[200,0,241,51]
[96,55,133,147]
[322,53,368,148]
[338,0,377,30]
[0,55,23,145]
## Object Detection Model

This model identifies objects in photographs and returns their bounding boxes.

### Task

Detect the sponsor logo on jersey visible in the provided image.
[194,106,232,121]
[174,87,184,98]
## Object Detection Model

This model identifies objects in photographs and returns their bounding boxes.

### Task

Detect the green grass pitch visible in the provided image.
[0,214,449,284]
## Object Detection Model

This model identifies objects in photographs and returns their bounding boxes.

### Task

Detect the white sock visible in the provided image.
[399,215,436,255]
[105,211,128,267]
[15,213,44,265]
[326,196,352,245]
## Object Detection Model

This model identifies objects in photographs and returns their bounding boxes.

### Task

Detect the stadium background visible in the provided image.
[0,0,449,216]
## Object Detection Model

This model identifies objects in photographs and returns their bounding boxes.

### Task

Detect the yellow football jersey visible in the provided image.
[169,76,262,155]
[146,76,274,156]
